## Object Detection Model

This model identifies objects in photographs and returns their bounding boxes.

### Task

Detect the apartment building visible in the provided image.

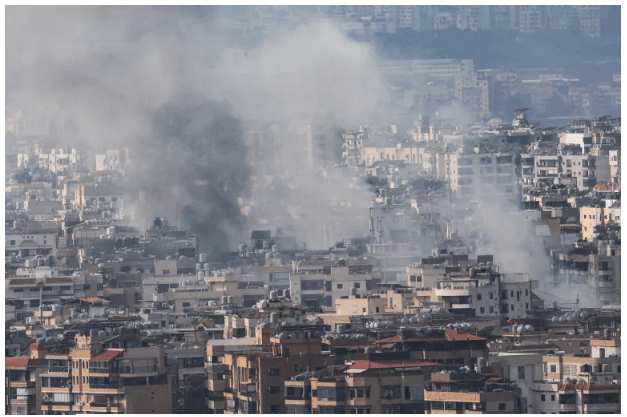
[580,205,621,241]
[410,59,474,79]
[342,130,367,166]
[447,151,517,200]
[40,333,174,414]
[5,230,57,259]
[303,358,437,414]
[454,74,490,119]
[17,146,83,174]
[6,357,46,415]
[94,149,128,172]
[376,328,489,367]
[218,333,340,414]
[289,263,379,310]
[423,368,520,413]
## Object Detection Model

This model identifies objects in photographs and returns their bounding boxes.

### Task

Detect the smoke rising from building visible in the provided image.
[7,6,387,253]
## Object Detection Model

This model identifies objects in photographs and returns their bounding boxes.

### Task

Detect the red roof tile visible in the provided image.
[47,277,73,284]
[6,358,30,368]
[444,330,485,341]
[559,383,621,391]
[9,279,36,285]
[80,297,111,304]
[377,335,402,344]
[91,350,122,362]
[350,360,438,370]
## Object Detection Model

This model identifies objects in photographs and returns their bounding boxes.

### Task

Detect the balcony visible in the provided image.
[10,395,36,403]
[48,366,70,373]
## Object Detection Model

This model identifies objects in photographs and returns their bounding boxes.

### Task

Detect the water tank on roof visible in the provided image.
[364,346,376,354]
[269,290,277,300]
[476,357,487,368]
[208,301,216,307]
[196,263,202,270]
[179,256,186,260]
[272,245,278,253]
[401,317,409,325]
[265,252,271,259]
[602,364,611,373]
[592,363,600,373]
[551,316,558,323]
[284,289,290,299]
[350,287,357,296]
[567,315,576,322]
[337,324,347,333]
[559,316,567,323]
[227,296,235,305]
[604,328,612,339]
[203,263,210,270]
[270,313,278,323]
[90,329,98,336]
[525,325,534,332]
[579,311,589,319]
[221,296,228,305]
[199,253,207,263]
[37,258,45,266]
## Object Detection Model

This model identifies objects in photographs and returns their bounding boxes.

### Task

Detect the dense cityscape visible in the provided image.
[5,5,621,415]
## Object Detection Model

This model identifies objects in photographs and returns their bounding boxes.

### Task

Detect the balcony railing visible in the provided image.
[42,401,73,406]
[10,395,36,401]
[90,402,120,408]
[88,384,119,390]
[48,366,70,373]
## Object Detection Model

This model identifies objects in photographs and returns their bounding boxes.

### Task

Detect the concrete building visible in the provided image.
[423,368,520,413]
[447,151,517,200]
[6,357,46,415]
[40,333,174,414]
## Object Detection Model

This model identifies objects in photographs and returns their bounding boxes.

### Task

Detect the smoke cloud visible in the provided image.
[7,6,386,253]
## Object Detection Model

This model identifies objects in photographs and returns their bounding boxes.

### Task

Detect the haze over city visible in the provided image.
[5,5,621,415]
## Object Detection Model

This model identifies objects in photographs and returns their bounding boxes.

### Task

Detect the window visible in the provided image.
[480,307,485,314]
[365,390,370,398]
[489,292,493,299]
[541,394,546,402]
[268,386,280,394]
[337,284,343,289]
[551,395,555,402]
[550,365,557,373]
[267,369,280,376]
[489,307,494,313]
[477,293,482,301]
[375,307,380,313]
[182,302,191,308]
[499,403,506,410]
[510,291,514,297]
[14,289,23,293]
[10,240,16,245]
[362,308,366,313]
[525,289,528,296]
[518,366,525,380]
[162,269,170,275]
[511,304,514,311]
[60,285,71,291]
[97,283,103,290]
[30,288,39,292]
[354,283,360,289]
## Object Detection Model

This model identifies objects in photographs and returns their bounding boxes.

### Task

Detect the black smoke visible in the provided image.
[127,100,250,256]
